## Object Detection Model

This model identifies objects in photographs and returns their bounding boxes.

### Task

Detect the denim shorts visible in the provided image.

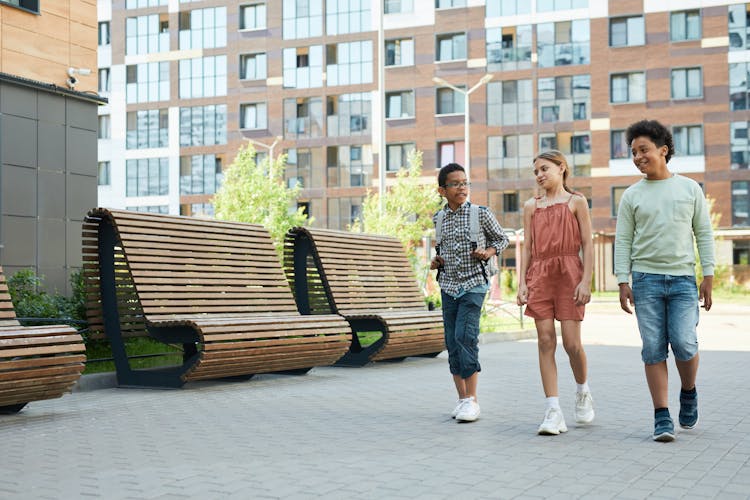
[441,290,485,379]
[631,271,699,364]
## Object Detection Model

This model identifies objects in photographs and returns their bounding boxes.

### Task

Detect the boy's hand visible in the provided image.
[699,276,713,311]
[618,283,633,314]
[470,247,496,261]
[430,256,445,270]
[573,282,591,305]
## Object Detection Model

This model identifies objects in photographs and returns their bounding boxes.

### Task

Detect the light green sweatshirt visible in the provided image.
[614,174,715,283]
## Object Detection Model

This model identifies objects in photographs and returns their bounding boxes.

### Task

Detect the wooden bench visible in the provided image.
[82,208,352,388]
[284,227,445,366]
[0,267,85,413]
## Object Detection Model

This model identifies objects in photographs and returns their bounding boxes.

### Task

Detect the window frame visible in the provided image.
[671,67,703,100]
[239,3,266,31]
[239,102,268,130]
[436,32,467,62]
[609,16,646,48]
[670,9,701,42]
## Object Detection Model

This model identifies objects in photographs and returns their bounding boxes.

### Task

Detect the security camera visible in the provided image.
[67,76,78,89]
[66,67,92,89]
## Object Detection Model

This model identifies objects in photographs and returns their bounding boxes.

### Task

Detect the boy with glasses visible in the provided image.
[431,163,509,422]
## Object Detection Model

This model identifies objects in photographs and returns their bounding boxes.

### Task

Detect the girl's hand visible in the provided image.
[430,256,445,270]
[573,282,591,305]
[517,283,528,306]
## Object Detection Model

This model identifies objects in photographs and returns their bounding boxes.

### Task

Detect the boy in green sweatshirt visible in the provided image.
[615,120,714,443]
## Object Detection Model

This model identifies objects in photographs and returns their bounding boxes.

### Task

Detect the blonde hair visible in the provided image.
[533,149,574,194]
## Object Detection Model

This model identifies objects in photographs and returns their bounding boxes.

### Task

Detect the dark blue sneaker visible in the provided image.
[653,414,675,442]
[679,389,699,429]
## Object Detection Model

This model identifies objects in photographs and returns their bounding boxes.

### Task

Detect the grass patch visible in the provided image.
[356,331,383,348]
[84,337,184,374]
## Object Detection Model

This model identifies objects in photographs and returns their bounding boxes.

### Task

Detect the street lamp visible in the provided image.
[432,73,493,194]
[247,135,283,164]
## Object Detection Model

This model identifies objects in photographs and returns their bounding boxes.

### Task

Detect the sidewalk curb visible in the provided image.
[480,329,537,344]
[73,371,118,392]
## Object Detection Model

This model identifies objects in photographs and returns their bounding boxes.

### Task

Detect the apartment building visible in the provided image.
[0,0,104,293]
[98,0,750,290]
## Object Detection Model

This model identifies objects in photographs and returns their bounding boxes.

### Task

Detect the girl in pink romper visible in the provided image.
[517,150,595,436]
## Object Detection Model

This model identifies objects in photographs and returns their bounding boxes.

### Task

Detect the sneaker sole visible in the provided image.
[653,431,676,442]
[575,412,595,424]
[456,416,479,423]
[679,416,698,429]
[538,426,568,435]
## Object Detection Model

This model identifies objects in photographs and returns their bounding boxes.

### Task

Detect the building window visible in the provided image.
[538,131,591,176]
[126,14,169,55]
[283,46,323,89]
[436,33,467,61]
[385,38,414,66]
[180,155,223,195]
[98,22,111,46]
[731,121,750,170]
[730,62,750,110]
[729,4,750,51]
[436,0,466,8]
[126,158,169,197]
[126,0,167,8]
[732,181,749,226]
[538,74,590,123]
[282,0,322,39]
[98,161,111,186]
[240,53,267,80]
[240,3,266,30]
[486,0,530,17]
[327,0,369,35]
[180,203,214,217]
[537,0,588,12]
[436,86,465,115]
[610,16,645,47]
[179,7,227,49]
[486,25,532,71]
[327,145,373,188]
[98,68,111,93]
[327,197,363,231]
[671,10,701,41]
[611,130,628,159]
[326,93,370,137]
[385,0,413,14]
[612,186,628,217]
[180,105,227,147]
[285,97,323,138]
[1,0,39,13]
[673,125,703,156]
[128,205,169,214]
[671,67,702,99]
[240,102,268,130]
[126,62,170,103]
[537,20,590,67]
[734,240,750,264]
[488,135,534,180]
[179,56,227,98]
[98,115,111,139]
[386,142,415,171]
[286,148,323,189]
[502,192,519,213]
[126,109,168,149]
[437,140,465,168]
[610,72,645,103]
[386,90,415,119]
[326,41,373,86]
[487,80,532,126]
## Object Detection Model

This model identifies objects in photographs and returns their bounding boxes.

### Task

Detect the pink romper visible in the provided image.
[524,195,585,321]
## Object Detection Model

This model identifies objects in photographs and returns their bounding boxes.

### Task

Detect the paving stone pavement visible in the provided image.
[1,301,749,499]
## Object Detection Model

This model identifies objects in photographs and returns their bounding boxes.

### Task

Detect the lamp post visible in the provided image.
[246,135,283,164]
[432,74,493,194]
[378,0,386,214]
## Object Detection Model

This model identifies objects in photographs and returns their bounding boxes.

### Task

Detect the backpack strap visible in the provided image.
[469,203,479,251]
[435,209,445,250]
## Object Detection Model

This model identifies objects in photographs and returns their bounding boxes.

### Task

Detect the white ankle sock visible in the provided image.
[546,396,560,410]
[577,382,590,394]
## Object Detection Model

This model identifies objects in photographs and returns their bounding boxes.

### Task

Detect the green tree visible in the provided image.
[213,144,309,255]
[350,150,442,287]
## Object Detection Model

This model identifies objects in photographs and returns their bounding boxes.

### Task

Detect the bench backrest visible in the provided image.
[287,227,428,315]
[84,209,300,324]
[0,267,20,327]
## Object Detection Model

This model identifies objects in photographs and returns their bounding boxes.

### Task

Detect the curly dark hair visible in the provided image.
[625,120,675,163]
[438,163,465,187]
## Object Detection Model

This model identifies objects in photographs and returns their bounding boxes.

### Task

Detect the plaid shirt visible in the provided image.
[433,202,509,297]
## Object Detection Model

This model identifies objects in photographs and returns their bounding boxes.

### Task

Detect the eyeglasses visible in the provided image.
[443,181,471,189]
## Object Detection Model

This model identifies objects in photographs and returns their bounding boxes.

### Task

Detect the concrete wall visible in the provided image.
[0,80,98,295]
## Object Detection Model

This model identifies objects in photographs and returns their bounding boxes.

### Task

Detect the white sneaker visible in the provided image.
[451,398,468,419]
[575,391,595,424]
[538,407,568,435]
[456,397,480,422]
